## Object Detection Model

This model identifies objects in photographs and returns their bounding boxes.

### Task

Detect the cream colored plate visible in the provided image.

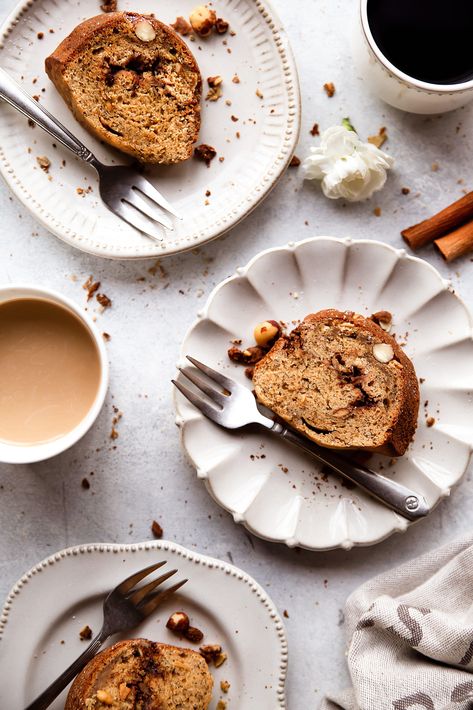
[0,542,288,708]
[0,0,300,258]
[175,237,473,550]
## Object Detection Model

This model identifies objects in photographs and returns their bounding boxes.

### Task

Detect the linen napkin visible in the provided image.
[321,534,473,710]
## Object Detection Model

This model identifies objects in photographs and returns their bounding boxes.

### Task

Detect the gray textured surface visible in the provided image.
[1,0,473,706]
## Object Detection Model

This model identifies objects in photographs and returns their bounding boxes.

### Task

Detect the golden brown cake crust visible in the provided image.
[45,12,201,164]
[253,309,419,456]
[65,638,213,710]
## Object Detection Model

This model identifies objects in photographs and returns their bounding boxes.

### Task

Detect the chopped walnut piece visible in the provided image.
[310,123,320,136]
[323,82,335,97]
[199,644,222,663]
[215,17,229,34]
[289,155,301,167]
[207,75,223,87]
[83,275,100,301]
[36,155,51,172]
[368,126,387,149]
[194,144,217,166]
[79,624,93,640]
[96,293,112,308]
[371,310,392,331]
[206,85,223,101]
[220,680,231,693]
[185,626,204,643]
[228,345,266,365]
[171,16,193,35]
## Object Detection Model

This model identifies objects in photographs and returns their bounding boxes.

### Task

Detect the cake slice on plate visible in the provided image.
[253,309,419,456]
[46,12,202,164]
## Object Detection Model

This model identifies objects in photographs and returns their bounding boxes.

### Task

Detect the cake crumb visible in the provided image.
[151,520,163,538]
[83,275,100,301]
[79,625,93,640]
[220,680,231,693]
[283,609,289,618]
[310,123,320,136]
[232,74,240,83]
[401,187,410,195]
[194,144,217,167]
[426,416,435,427]
[100,0,117,12]
[36,155,51,172]
[289,155,301,167]
[373,207,382,217]
[216,702,227,710]
[102,332,111,341]
[431,162,439,172]
[81,477,90,490]
[323,82,335,97]
[37,31,44,39]
[96,293,112,309]
[255,88,263,99]
[171,16,193,35]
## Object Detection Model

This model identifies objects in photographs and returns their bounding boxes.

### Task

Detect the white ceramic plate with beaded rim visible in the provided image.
[0,0,300,259]
[0,541,288,709]
[174,237,473,551]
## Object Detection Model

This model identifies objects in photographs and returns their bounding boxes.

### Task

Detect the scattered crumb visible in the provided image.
[79,625,93,640]
[232,74,240,84]
[216,702,227,710]
[194,144,217,167]
[100,0,117,12]
[37,31,44,39]
[151,520,163,539]
[289,155,300,167]
[431,162,439,172]
[283,609,289,618]
[220,680,230,693]
[110,427,119,440]
[214,652,227,668]
[323,82,335,97]
[218,156,225,163]
[81,477,90,490]
[96,293,112,309]
[426,417,435,427]
[36,155,51,172]
[235,131,240,139]
[206,75,223,102]
[231,115,239,122]
[367,126,387,149]
[102,332,111,341]
[310,123,320,136]
[83,275,100,301]
[171,16,192,35]
[255,88,263,99]
[205,189,211,197]
[373,207,382,217]
[401,187,410,195]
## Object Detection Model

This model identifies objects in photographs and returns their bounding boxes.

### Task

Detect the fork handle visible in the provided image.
[25,629,108,710]
[271,423,430,521]
[0,68,96,164]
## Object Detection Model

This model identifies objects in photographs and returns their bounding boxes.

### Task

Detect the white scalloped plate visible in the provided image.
[0,0,300,259]
[0,542,288,708]
[175,237,473,550]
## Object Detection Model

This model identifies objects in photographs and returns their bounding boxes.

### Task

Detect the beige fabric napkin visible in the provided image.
[321,535,473,710]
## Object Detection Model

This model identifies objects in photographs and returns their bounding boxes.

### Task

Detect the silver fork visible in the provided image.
[0,67,179,240]
[173,356,430,522]
[25,561,187,710]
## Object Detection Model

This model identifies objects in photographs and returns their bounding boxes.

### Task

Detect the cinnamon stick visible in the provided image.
[434,219,473,262]
[402,191,473,250]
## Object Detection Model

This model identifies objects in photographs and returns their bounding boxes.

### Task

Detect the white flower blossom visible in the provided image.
[303,125,394,202]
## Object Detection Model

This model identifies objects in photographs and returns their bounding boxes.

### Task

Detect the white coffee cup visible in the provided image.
[352,0,473,114]
[0,285,109,464]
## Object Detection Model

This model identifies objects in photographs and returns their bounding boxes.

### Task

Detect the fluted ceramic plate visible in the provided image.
[0,0,300,259]
[175,237,473,550]
[0,541,288,708]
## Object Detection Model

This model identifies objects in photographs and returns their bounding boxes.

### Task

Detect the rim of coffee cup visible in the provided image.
[360,0,473,93]
[0,284,109,464]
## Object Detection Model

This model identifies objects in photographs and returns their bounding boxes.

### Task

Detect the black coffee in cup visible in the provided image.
[367,0,473,85]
